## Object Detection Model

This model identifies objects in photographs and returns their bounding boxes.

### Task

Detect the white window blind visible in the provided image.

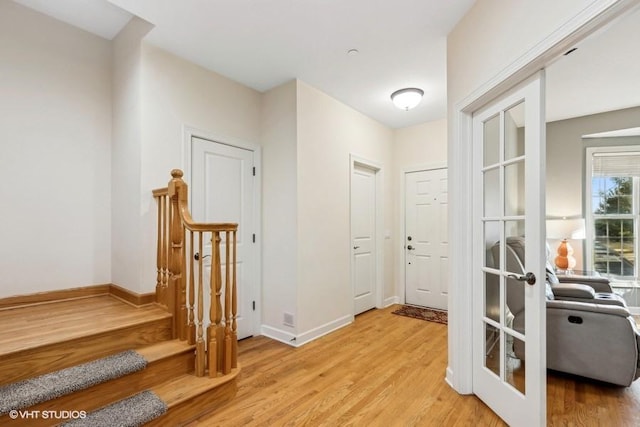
[592,152,640,177]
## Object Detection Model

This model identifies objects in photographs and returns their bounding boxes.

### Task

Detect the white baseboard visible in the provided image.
[383,296,400,307]
[295,314,353,347]
[260,325,297,347]
[445,366,455,390]
[261,314,354,348]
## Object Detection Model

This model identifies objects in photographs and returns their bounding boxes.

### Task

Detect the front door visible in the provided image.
[472,72,546,426]
[405,168,448,310]
[351,162,378,315]
[190,136,256,340]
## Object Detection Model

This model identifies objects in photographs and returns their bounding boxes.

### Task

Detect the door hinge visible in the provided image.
[252,301,256,311]
[252,233,256,243]
[252,166,256,176]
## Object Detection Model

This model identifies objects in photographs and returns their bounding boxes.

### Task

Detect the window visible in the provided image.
[586,147,640,281]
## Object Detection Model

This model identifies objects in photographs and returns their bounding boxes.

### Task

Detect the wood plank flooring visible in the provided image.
[187,305,640,426]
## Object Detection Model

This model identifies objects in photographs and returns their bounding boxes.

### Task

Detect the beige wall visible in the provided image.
[546,106,640,269]
[260,80,299,334]
[296,81,395,334]
[137,44,262,293]
[111,17,152,293]
[0,2,112,297]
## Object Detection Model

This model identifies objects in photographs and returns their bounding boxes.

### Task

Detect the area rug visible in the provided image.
[392,305,448,325]
[0,350,147,415]
[61,390,167,427]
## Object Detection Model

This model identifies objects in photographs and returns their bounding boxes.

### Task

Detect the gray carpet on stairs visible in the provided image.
[61,390,167,427]
[0,350,147,415]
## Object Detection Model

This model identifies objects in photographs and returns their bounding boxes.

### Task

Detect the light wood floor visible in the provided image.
[187,305,640,426]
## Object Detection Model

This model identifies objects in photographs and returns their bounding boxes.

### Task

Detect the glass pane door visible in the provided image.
[472,72,547,427]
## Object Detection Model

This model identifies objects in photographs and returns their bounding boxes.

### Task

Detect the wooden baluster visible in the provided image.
[155,194,163,305]
[188,231,195,345]
[231,229,238,369]
[195,232,205,376]
[209,231,224,377]
[162,195,169,309]
[223,231,232,375]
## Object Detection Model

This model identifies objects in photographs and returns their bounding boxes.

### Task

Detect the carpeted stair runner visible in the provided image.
[0,350,147,415]
[61,390,167,427]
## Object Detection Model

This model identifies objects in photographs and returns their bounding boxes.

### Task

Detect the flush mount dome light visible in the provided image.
[390,88,424,111]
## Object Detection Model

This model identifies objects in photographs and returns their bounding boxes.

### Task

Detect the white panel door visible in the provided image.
[191,137,255,340]
[351,163,377,315]
[472,72,546,426]
[405,168,448,310]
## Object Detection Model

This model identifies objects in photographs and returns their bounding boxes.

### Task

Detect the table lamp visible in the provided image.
[546,218,586,271]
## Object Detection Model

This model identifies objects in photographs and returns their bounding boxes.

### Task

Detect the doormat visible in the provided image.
[392,305,447,325]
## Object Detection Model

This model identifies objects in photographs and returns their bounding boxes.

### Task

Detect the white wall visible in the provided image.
[296,81,394,335]
[260,80,299,335]
[0,2,112,297]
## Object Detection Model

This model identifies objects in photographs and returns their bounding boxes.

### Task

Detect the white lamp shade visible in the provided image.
[391,88,424,110]
[546,218,586,240]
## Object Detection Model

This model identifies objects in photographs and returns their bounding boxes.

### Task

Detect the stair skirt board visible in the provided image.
[61,390,167,427]
[0,350,147,415]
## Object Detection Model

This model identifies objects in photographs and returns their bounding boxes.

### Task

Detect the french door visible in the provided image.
[472,72,547,426]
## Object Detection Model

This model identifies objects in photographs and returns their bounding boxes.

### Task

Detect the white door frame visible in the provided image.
[399,162,447,306]
[182,125,262,337]
[350,154,384,313]
[447,0,638,394]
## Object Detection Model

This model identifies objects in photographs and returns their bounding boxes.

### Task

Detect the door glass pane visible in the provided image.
[505,161,525,216]
[484,114,500,167]
[504,102,525,161]
[484,168,500,217]
[485,272,500,323]
[505,220,525,241]
[485,322,500,378]
[485,221,501,269]
[504,227,527,334]
[506,334,526,395]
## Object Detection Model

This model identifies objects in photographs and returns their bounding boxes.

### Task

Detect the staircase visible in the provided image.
[0,292,239,426]
[0,169,242,426]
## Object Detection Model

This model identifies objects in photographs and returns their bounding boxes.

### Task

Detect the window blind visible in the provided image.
[592,152,640,177]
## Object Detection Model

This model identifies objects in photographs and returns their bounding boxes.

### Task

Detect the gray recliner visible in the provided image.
[492,236,640,386]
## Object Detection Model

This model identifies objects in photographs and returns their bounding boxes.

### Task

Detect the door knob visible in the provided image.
[194,252,210,261]
[407,245,415,250]
[508,272,536,285]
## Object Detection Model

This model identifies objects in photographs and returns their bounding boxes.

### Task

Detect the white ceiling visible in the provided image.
[13,0,475,129]
[546,5,640,123]
[12,1,640,129]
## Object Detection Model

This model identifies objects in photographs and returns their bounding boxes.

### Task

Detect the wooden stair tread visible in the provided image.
[0,295,170,356]
[153,369,240,407]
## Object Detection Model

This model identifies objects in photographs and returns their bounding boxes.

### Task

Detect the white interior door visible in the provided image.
[472,72,546,426]
[351,163,377,315]
[191,136,256,340]
[405,168,448,310]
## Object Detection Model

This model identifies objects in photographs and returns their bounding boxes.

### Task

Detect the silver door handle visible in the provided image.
[353,246,360,250]
[508,272,536,285]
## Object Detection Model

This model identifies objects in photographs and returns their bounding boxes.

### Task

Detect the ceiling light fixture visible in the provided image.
[390,88,424,111]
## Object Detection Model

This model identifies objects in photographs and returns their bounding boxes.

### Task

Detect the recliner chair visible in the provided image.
[492,236,640,386]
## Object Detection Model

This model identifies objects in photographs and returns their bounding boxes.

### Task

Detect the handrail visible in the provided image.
[153,169,238,378]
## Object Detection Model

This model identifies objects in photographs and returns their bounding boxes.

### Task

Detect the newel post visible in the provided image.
[168,169,188,341]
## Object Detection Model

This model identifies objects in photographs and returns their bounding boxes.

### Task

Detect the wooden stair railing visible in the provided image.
[152,169,238,377]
